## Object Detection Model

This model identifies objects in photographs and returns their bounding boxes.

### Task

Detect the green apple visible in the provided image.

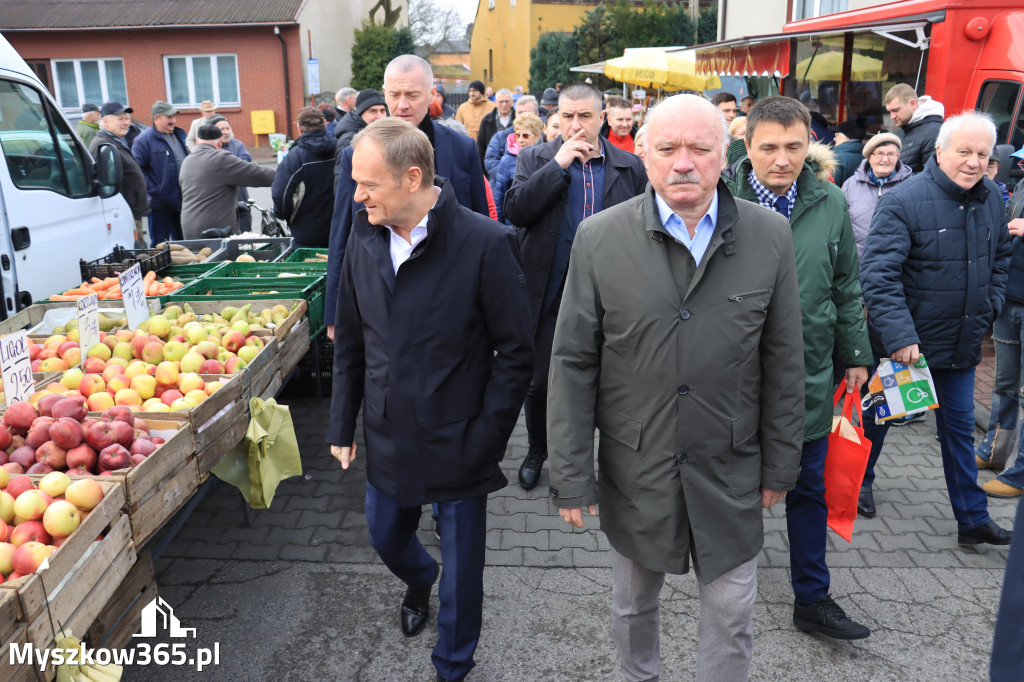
[163,340,190,363]
[179,352,205,373]
[231,320,251,336]
[237,345,261,364]
[184,323,207,346]
[148,315,171,339]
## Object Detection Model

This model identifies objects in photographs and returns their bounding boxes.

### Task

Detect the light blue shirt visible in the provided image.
[654,190,718,266]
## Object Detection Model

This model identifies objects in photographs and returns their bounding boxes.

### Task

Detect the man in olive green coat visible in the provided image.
[548,94,805,682]
[725,96,873,641]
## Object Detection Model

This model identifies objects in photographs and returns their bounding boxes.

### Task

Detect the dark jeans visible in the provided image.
[786,437,830,605]
[365,482,487,680]
[863,367,991,531]
[976,302,1024,488]
[524,305,558,450]
[148,209,183,246]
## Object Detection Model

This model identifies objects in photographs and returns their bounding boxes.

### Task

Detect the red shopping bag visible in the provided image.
[825,384,872,542]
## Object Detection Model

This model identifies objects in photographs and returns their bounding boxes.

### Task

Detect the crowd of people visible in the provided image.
[82,55,1022,681]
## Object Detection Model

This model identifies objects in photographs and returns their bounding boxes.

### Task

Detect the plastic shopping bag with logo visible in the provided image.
[861,355,939,425]
[826,384,872,542]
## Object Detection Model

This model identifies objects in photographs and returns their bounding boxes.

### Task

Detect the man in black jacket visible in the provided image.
[272,107,336,247]
[884,83,945,173]
[333,89,387,182]
[90,101,149,246]
[861,111,1013,546]
[476,88,515,176]
[504,82,648,490]
[329,118,533,682]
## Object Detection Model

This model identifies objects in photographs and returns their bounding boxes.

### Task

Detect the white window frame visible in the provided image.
[50,57,127,112]
[162,53,241,108]
[794,0,848,21]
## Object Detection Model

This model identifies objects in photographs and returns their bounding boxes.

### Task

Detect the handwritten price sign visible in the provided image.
[0,330,34,404]
[119,263,149,331]
[76,293,100,365]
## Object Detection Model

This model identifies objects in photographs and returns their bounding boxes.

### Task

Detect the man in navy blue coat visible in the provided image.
[861,111,1013,546]
[328,119,533,682]
[325,55,489,341]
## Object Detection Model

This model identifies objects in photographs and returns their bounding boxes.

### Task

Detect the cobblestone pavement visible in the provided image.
[129,379,1015,681]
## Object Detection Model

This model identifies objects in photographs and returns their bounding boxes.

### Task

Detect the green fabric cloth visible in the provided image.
[212,397,303,509]
[726,159,871,441]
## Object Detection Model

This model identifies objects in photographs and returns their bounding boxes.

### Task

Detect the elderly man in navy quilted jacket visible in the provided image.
[860,111,1014,547]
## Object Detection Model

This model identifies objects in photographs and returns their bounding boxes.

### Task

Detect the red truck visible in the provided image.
[696,0,1024,149]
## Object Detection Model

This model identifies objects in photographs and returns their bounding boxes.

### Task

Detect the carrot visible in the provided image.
[91,278,118,291]
[143,270,157,285]
[62,288,93,296]
[163,276,173,286]
[48,295,79,301]
[91,277,102,284]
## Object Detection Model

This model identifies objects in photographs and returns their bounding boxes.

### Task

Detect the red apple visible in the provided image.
[37,394,65,418]
[6,435,25,454]
[199,359,225,374]
[82,357,106,374]
[5,474,33,499]
[111,420,134,447]
[151,437,165,445]
[160,390,184,407]
[66,444,97,473]
[10,521,51,547]
[129,438,157,457]
[0,451,7,466]
[3,402,39,435]
[25,426,51,450]
[48,418,84,449]
[25,462,53,475]
[51,396,87,422]
[101,406,135,425]
[34,441,67,470]
[85,422,118,451]
[0,425,12,451]
[12,541,53,574]
[9,446,37,470]
[133,418,150,433]
[130,453,148,467]
[98,444,130,471]
[1,463,25,475]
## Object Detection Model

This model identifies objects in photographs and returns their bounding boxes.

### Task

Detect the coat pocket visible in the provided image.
[596,403,643,450]
[364,380,386,418]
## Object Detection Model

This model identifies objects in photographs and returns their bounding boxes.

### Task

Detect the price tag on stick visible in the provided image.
[76,293,100,364]
[119,263,150,331]
[0,330,34,404]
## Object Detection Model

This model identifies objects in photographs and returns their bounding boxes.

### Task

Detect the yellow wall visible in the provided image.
[471,0,597,90]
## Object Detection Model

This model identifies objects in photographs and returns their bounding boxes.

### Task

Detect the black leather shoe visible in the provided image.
[958,520,1013,546]
[857,488,876,518]
[401,562,439,637]
[793,595,870,640]
[518,445,547,490]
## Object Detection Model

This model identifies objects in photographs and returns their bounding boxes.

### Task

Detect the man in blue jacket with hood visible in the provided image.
[133,101,189,245]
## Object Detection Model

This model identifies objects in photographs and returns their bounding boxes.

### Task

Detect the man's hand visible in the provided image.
[845,366,869,393]
[761,488,785,509]
[553,129,594,170]
[892,344,920,365]
[559,505,598,528]
[326,325,334,342]
[331,443,357,469]
[1008,218,1024,238]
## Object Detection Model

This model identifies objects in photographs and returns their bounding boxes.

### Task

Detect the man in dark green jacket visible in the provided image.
[725,96,873,641]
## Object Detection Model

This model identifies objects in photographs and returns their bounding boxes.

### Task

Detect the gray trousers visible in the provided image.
[610,546,757,682]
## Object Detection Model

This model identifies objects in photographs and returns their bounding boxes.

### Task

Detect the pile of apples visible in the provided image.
[0,397,164,476]
[0,471,105,581]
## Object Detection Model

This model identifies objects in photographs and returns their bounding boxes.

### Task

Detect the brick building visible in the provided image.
[1,0,386,146]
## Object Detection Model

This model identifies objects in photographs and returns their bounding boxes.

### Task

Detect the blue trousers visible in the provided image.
[977,302,1024,489]
[148,209,183,246]
[786,437,830,605]
[365,482,487,680]
[862,367,991,531]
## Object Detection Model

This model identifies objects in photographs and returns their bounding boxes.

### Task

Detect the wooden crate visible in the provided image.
[0,300,159,336]
[162,298,307,341]
[195,399,250,478]
[276,318,311,377]
[0,480,128,628]
[249,352,281,401]
[85,550,156,651]
[0,623,38,682]
[190,371,250,453]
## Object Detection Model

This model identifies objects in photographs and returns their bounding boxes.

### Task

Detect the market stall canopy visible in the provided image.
[604,50,720,91]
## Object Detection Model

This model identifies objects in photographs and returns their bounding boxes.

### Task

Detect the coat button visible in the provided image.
[676,451,687,464]
[549,231,556,237]
[549,486,559,497]
[677,384,689,395]
[680,308,691,320]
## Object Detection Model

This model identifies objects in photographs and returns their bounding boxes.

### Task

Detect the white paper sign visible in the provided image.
[119,263,149,331]
[76,293,100,365]
[308,58,321,95]
[0,330,34,404]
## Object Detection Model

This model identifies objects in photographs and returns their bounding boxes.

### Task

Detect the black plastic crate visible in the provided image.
[210,238,294,263]
[80,246,172,281]
[292,332,333,393]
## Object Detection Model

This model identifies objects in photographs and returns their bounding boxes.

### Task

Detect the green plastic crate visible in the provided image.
[211,262,327,278]
[157,262,229,279]
[284,248,329,264]
[165,276,325,337]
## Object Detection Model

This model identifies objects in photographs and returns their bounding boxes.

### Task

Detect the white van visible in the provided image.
[0,33,133,318]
